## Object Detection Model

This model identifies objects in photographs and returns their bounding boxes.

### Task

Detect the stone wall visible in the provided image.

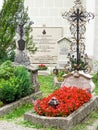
[0,91,42,116]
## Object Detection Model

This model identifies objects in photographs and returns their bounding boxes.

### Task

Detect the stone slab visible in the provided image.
[30,27,63,64]
[24,96,98,130]
[0,91,42,116]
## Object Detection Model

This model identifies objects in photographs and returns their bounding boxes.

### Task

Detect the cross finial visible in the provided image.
[74,0,81,5]
[62,0,94,72]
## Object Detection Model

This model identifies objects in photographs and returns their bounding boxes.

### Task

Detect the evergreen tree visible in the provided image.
[0,0,36,63]
[0,0,23,62]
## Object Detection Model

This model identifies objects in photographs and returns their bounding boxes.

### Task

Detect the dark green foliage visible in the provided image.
[14,66,32,99]
[0,60,14,79]
[0,61,32,103]
[70,58,88,71]
[7,49,15,62]
[0,79,16,103]
[0,0,36,63]
[0,0,23,61]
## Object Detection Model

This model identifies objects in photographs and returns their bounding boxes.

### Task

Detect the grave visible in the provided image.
[57,37,71,69]
[30,26,63,66]
[24,0,98,129]
[61,71,95,93]
[14,8,40,92]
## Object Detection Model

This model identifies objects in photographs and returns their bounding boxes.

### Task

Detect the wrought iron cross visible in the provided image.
[62,0,94,71]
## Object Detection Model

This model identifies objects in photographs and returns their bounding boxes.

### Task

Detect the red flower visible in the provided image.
[33,86,92,117]
[38,64,47,70]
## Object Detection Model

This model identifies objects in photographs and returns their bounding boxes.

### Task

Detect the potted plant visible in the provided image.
[38,64,47,70]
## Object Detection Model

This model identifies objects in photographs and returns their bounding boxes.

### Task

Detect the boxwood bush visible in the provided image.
[0,61,32,103]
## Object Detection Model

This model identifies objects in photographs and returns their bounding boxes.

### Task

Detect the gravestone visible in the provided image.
[15,39,30,66]
[57,37,71,69]
[30,26,63,65]
[61,71,95,93]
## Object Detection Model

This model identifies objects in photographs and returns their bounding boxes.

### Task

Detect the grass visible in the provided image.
[38,75,59,97]
[0,103,33,120]
[72,108,98,130]
[0,74,98,130]
[96,126,98,130]
[94,82,98,95]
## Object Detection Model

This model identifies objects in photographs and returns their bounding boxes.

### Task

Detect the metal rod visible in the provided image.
[76,8,80,69]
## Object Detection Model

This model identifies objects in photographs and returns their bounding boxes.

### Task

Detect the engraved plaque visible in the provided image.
[31,27,63,64]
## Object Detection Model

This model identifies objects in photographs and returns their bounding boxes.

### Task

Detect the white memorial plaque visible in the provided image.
[30,27,63,64]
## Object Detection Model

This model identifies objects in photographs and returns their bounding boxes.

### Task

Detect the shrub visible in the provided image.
[14,66,32,99]
[0,79,16,103]
[0,60,14,80]
[0,61,32,103]
[34,86,92,117]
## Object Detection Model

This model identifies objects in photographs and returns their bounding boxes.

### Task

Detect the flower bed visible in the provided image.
[24,96,98,130]
[33,86,92,117]
[38,64,47,70]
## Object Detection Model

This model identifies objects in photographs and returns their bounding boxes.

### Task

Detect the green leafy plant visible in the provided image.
[0,79,16,103]
[14,66,32,99]
[57,70,65,82]
[0,61,32,103]
[70,58,88,71]
[0,0,23,62]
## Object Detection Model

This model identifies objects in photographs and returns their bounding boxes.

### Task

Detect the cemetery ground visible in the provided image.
[0,75,98,130]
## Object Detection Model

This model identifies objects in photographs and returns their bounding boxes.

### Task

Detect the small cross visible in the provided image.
[70,9,86,22]
[62,0,94,71]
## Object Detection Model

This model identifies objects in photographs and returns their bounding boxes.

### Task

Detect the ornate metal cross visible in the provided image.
[62,0,94,71]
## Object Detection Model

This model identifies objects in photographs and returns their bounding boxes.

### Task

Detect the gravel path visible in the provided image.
[0,120,39,130]
[0,119,98,130]
[87,120,98,130]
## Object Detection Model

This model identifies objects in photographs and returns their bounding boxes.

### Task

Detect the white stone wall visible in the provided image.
[24,0,85,37]
[94,0,98,60]
[24,0,97,59]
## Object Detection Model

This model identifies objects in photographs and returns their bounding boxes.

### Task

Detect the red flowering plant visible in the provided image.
[38,64,47,70]
[33,86,92,117]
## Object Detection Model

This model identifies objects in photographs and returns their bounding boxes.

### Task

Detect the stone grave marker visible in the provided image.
[30,26,63,66]
[57,37,71,69]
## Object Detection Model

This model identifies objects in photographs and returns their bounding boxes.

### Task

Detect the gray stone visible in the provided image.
[30,26,63,65]
[0,91,42,116]
[14,49,30,66]
[24,96,98,130]
[61,71,95,93]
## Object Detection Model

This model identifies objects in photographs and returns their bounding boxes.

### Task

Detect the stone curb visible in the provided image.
[0,91,42,116]
[24,96,98,130]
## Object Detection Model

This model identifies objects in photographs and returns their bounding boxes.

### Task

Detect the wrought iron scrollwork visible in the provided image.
[62,0,94,73]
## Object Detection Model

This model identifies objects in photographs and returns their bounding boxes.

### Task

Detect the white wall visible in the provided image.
[24,0,96,59]
[86,0,95,58]
[94,0,98,60]
[0,0,4,10]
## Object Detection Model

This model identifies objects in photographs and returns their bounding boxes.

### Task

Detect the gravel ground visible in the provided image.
[0,120,39,130]
[0,119,98,130]
[87,120,98,130]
